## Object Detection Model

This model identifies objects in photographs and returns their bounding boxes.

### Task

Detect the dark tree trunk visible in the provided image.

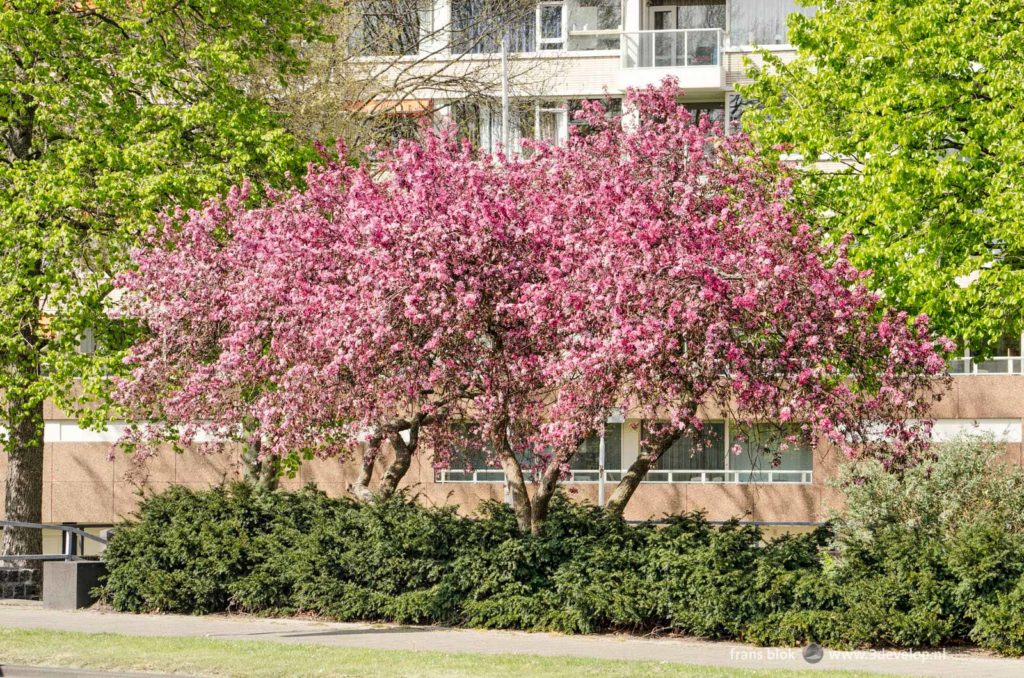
[604,432,680,518]
[351,415,430,501]
[241,439,279,491]
[2,398,44,562]
[495,424,532,533]
[378,427,417,498]
[2,111,44,565]
[348,446,378,502]
[530,458,562,534]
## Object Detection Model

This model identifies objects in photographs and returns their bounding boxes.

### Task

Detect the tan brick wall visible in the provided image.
[4,376,1021,527]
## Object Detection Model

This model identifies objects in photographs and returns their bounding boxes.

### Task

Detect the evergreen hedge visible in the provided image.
[101,436,1024,655]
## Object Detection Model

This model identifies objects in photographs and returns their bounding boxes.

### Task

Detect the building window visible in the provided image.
[451,0,536,54]
[453,99,575,154]
[951,333,1024,375]
[728,0,815,47]
[368,113,427,146]
[452,100,535,154]
[655,423,726,470]
[78,327,97,355]
[684,101,725,125]
[640,421,812,484]
[537,2,566,50]
[642,422,728,482]
[437,424,506,482]
[568,97,623,134]
[730,424,813,483]
[537,105,568,145]
[566,0,621,51]
[452,0,628,54]
[974,336,1024,375]
[570,423,623,481]
[437,422,623,483]
[665,0,726,30]
[436,423,546,482]
[349,0,427,56]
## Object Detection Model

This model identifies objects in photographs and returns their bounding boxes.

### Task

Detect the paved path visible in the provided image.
[1,601,1022,677]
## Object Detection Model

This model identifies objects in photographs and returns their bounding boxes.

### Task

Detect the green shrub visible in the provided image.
[824,433,1024,653]
[293,495,466,622]
[100,434,1024,656]
[102,484,311,614]
[971,577,1024,655]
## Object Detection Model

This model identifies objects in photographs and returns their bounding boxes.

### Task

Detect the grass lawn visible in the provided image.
[0,627,897,678]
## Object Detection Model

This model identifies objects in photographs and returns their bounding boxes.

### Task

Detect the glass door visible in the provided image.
[648,7,677,67]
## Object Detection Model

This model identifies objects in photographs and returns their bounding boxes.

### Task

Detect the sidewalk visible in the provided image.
[1,601,1022,678]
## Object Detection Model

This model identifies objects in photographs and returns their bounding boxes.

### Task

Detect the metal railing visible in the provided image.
[645,469,813,484]
[436,469,625,484]
[948,356,1023,375]
[436,468,811,485]
[0,521,108,562]
[436,469,509,483]
[621,28,722,69]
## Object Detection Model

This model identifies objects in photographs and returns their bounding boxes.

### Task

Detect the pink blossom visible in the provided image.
[113,77,952,509]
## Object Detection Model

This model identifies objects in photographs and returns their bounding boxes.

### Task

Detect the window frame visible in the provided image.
[536,1,567,50]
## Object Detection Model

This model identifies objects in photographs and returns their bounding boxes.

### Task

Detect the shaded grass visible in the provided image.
[0,627,898,677]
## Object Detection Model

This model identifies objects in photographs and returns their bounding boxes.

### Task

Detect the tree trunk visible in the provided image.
[3,113,43,564]
[2,398,44,563]
[378,427,417,498]
[350,415,428,501]
[530,458,562,534]
[241,439,279,491]
[604,432,680,518]
[496,426,532,533]
[348,446,378,502]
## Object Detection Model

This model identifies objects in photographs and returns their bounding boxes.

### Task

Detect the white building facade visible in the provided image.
[355,0,813,150]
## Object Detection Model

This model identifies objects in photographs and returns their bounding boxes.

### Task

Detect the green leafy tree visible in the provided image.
[741,0,1024,353]
[0,0,329,559]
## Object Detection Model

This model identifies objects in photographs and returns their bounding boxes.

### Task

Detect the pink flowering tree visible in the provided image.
[114,136,604,519]
[112,180,363,489]
[115,78,952,528]
[530,80,954,516]
[316,134,606,527]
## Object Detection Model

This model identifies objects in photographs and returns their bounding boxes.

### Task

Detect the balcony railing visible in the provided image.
[948,356,1023,375]
[621,28,722,69]
[435,467,811,484]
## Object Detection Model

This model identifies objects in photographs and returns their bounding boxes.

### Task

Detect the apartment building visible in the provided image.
[354,0,813,146]
[4,0,1023,551]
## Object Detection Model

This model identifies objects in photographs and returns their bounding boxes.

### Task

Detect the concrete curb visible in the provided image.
[0,666,189,678]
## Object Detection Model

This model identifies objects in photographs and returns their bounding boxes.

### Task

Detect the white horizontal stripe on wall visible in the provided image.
[44,421,129,443]
[42,421,219,444]
[31,418,1024,445]
[931,419,1022,443]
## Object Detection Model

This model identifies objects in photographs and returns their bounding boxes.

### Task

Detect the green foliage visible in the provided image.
[102,487,824,636]
[971,578,1024,656]
[747,434,1024,651]
[0,1,330,437]
[741,0,1024,353]
[101,437,1024,655]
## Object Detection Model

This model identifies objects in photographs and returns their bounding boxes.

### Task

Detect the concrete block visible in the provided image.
[42,560,106,610]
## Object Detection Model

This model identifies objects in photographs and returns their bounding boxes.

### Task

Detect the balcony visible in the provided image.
[617,28,724,90]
